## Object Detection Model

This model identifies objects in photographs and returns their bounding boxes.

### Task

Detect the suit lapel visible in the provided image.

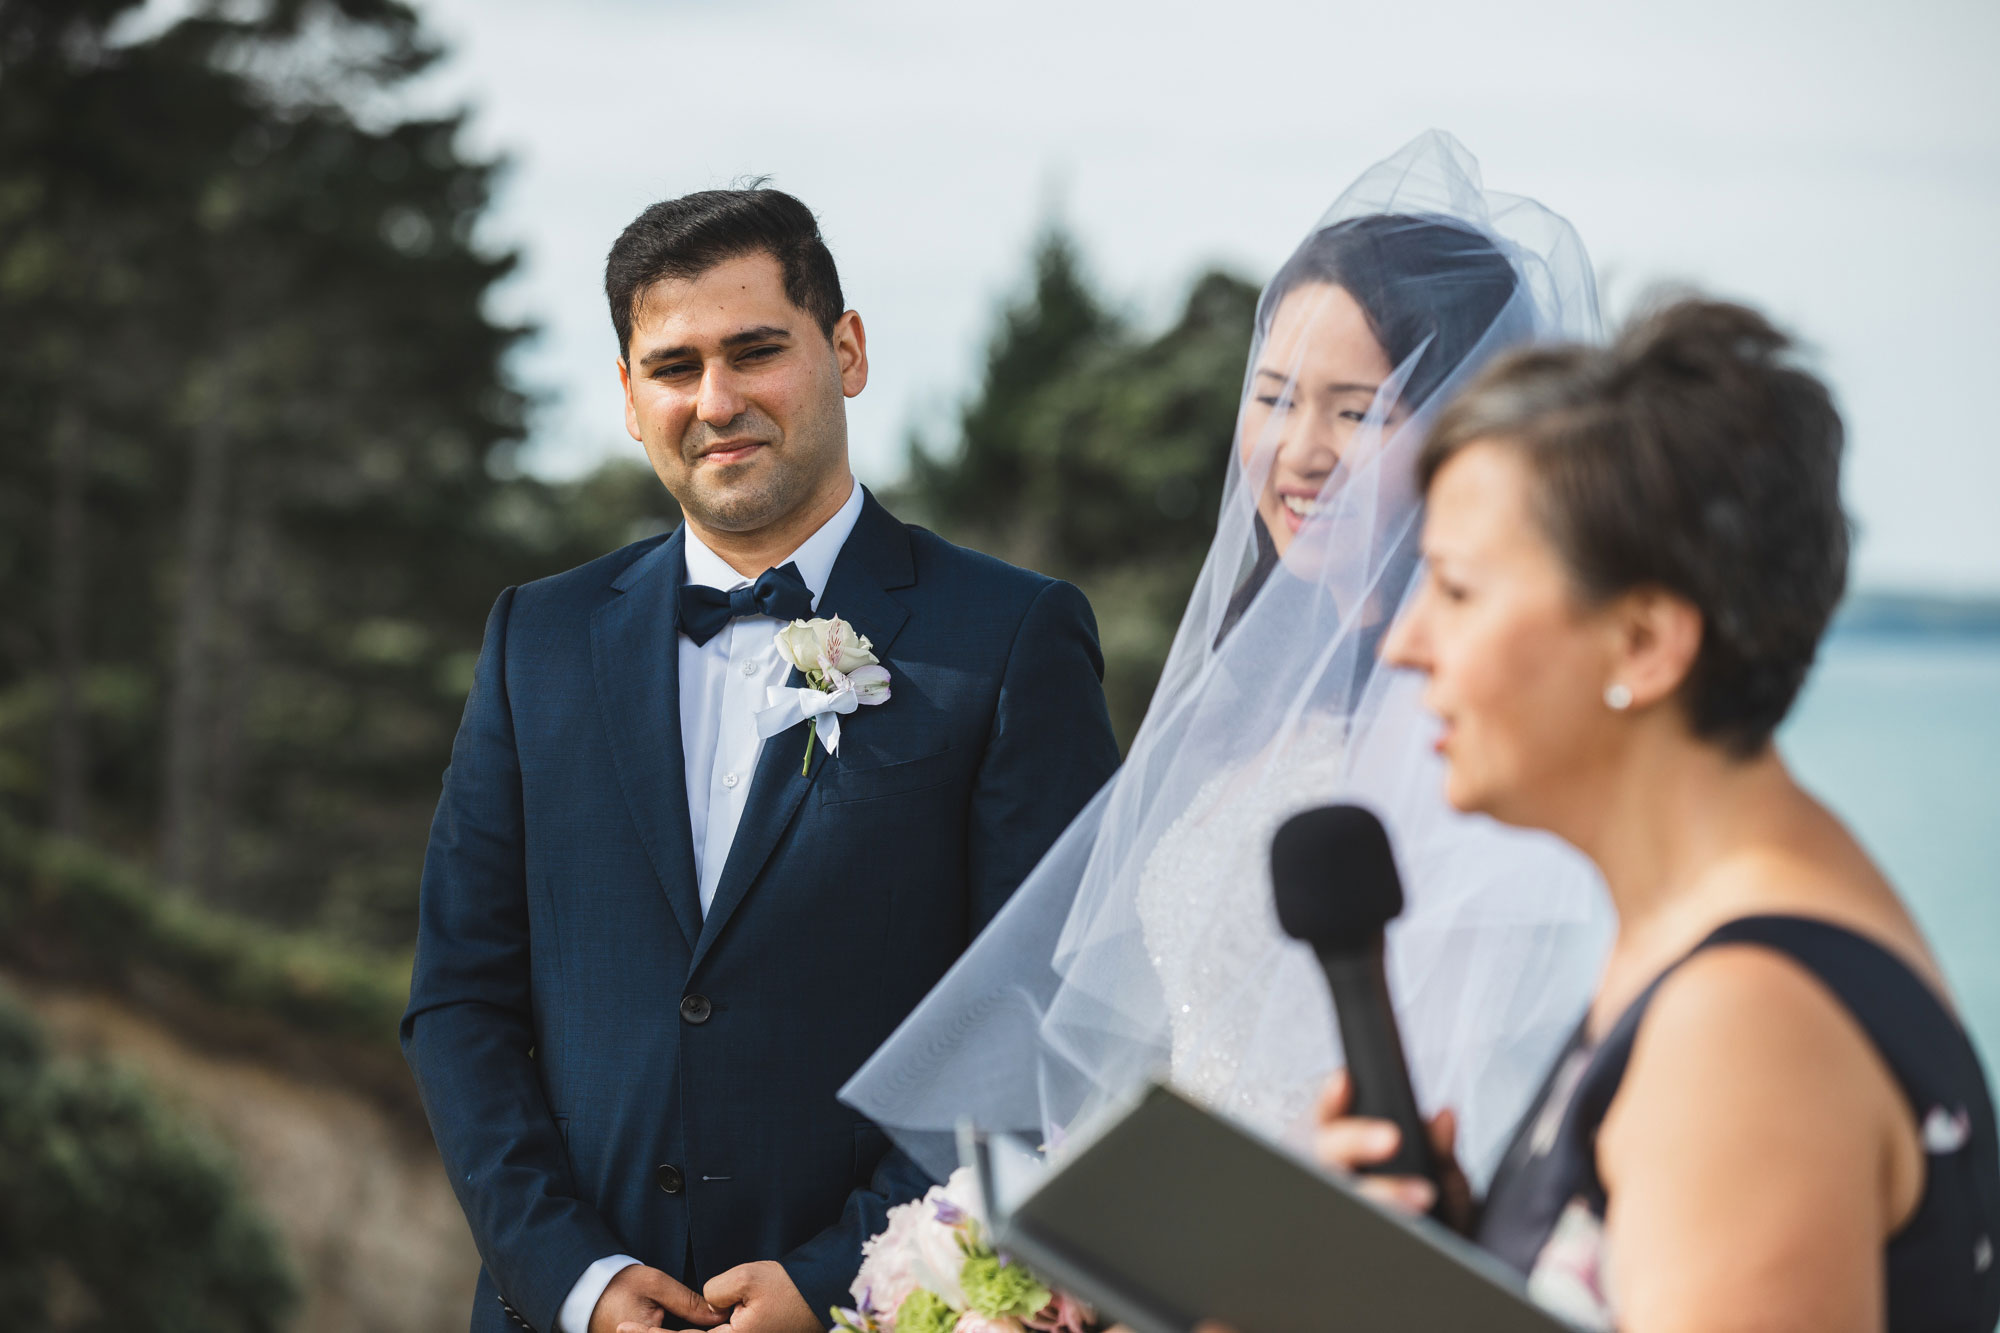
[590,530,704,949]
[690,491,915,971]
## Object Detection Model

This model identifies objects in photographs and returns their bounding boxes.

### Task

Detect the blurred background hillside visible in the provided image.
[2,1,1996,1330]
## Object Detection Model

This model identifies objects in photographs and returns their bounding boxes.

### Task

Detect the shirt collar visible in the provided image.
[680,477,864,612]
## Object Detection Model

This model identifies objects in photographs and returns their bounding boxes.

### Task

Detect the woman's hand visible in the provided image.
[1310,1069,1475,1232]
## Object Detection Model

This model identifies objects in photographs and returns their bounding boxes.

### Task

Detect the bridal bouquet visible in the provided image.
[829,1169,1096,1333]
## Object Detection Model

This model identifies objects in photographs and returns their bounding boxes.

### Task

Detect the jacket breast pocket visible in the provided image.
[819,745,955,806]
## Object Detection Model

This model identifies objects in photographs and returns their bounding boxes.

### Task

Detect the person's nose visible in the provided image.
[1281,403,1341,487]
[694,362,747,428]
[1382,584,1431,671]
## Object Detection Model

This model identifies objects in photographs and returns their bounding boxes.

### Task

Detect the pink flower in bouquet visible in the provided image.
[1024,1289,1095,1333]
[853,1196,929,1321]
[954,1315,1026,1333]
[934,1167,985,1226]
[906,1194,971,1307]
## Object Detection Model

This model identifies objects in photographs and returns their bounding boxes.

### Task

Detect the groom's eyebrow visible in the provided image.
[638,325,792,368]
[722,324,791,348]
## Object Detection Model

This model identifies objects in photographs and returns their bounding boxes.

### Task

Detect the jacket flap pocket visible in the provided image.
[820,745,955,806]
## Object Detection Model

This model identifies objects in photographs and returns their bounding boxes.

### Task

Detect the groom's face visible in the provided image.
[618,250,868,536]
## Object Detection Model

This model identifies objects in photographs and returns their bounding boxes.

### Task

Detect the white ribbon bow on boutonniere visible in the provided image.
[756,615,892,774]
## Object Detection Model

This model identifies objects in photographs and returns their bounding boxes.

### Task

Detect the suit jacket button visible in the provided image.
[680,993,713,1024]
[657,1163,685,1195]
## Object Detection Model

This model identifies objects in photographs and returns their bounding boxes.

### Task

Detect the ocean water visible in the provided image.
[1779,635,2000,1071]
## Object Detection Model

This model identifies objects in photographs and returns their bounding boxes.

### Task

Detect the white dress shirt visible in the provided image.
[558,478,864,1333]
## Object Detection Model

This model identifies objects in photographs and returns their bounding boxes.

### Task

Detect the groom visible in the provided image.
[402,187,1120,1333]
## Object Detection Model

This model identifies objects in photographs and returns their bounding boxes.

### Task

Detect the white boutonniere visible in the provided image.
[756,615,892,774]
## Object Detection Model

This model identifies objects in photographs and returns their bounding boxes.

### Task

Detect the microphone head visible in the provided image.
[1271,804,1404,954]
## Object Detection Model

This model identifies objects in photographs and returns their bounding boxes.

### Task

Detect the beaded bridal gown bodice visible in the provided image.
[1134,735,1344,1144]
[1130,718,1608,1179]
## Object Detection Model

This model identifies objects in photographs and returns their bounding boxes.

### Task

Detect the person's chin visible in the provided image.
[1442,766,1490,817]
[693,452,777,495]
[689,472,784,527]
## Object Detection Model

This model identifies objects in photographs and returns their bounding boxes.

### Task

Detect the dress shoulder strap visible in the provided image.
[1689,914,1981,1117]
[1541,914,1981,1209]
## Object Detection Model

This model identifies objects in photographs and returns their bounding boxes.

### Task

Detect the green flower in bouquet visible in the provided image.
[961,1253,1053,1322]
[895,1288,959,1333]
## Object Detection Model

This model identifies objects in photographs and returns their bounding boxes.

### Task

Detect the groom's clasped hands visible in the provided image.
[595,1260,821,1333]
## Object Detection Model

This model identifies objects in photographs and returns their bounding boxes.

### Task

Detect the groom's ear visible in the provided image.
[832,310,868,399]
[617,355,643,443]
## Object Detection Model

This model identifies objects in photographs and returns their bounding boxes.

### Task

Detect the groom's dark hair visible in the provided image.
[606,181,845,360]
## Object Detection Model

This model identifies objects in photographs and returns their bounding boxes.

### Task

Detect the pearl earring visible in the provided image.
[1604,683,1633,711]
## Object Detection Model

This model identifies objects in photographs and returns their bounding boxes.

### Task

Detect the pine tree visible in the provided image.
[895,232,1259,742]
[900,228,1120,567]
[0,0,671,944]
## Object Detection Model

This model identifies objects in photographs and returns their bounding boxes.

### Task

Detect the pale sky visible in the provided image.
[162,0,2000,591]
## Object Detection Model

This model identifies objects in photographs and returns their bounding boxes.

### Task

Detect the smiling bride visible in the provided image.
[843,132,1613,1190]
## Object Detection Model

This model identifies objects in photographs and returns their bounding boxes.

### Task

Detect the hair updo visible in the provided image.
[1418,297,1850,757]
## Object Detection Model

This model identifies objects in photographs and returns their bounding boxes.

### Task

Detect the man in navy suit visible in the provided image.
[401,188,1120,1333]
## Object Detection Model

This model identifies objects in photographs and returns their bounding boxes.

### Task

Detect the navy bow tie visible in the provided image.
[678,561,816,647]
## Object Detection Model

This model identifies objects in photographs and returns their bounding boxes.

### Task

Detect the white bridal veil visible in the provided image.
[844,132,1614,1189]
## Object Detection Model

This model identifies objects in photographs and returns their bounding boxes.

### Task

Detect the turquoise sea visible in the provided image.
[1779,634,2000,1071]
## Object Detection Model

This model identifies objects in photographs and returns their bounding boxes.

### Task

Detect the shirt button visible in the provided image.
[656,1163,685,1195]
[740,660,757,676]
[722,772,740,789]
[680,993,713,1025]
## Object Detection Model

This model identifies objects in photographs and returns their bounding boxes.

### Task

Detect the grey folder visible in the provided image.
[964,1082,1580,1333]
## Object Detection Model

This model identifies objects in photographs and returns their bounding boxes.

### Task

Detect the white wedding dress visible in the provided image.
[1135,731,1343,1145]
[1134,712,1607,1186]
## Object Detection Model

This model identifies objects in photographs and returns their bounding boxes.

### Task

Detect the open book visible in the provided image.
[960,1082,1579,1333]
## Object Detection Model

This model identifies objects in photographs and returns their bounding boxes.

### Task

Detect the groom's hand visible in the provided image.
[595,1263,723,1333]
[691,1261,819,1333]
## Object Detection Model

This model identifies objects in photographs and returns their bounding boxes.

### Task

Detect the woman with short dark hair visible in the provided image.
[1317,298,2000,1332]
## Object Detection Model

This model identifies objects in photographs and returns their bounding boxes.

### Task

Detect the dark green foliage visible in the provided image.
[0,990,298,1331]
[0,0,671,949]
[897,234,1259,742]
[0,814,409,1045]
[902,230,1120,544]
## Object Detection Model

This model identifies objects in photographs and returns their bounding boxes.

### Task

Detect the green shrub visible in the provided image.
[0,815,409,1047]
[0,992,298,1331]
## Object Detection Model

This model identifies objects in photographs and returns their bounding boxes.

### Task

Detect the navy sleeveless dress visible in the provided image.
[1475,915,2000,1331]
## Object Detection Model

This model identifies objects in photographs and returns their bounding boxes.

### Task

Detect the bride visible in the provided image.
[844,132,1612,1188]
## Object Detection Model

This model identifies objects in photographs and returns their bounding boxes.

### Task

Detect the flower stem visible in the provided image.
[802,725,816,777]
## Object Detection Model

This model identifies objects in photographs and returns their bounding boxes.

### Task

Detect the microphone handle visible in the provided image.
[1321,944,1440,1189]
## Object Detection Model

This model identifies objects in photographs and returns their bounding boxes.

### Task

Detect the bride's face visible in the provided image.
[1239,282,1402,556]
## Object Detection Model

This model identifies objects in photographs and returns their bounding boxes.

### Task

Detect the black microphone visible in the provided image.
[1271,803,1439,1195]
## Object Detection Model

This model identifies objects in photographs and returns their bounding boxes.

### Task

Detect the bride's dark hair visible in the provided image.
[1257,213,1527,412]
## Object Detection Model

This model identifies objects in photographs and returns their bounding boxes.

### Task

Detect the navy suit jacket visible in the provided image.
[401,491,1120,1333]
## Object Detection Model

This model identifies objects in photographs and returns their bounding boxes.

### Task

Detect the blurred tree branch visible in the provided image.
[894,231,1257,744]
